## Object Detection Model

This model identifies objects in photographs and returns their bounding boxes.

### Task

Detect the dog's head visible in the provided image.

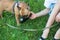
[17,2,31,16]
[14,2,32,23]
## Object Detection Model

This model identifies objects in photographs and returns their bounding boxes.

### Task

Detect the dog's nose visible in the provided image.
[20,17,29,23]
[19,13,32,23]
[20,17,24,22]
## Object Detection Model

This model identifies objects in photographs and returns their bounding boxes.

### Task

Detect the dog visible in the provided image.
[0,0,32,26]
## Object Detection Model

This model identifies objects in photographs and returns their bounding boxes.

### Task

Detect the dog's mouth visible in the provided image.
[19,13,32,23]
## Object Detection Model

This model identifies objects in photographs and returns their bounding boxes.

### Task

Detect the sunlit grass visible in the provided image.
[0,0,60,40]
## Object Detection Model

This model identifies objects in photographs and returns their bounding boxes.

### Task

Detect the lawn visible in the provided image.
[0,0,60,40]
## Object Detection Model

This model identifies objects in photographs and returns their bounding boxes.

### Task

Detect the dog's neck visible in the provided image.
[2,1,15,12]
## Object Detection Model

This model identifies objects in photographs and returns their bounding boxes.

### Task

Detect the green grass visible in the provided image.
[0,0,60,40]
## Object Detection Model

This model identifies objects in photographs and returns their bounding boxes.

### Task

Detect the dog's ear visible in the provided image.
[30,12,35,15]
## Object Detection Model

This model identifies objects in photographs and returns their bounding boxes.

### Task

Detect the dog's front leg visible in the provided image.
[15,14,20,26]
[0,12,2,18]
[0,4,4,18]
[0,10,3,18]
[14,6,20,26]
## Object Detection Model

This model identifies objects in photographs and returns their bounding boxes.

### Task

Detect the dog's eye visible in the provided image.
[27,7,30,10]
[27,7,28,9]
[17,6,21,10]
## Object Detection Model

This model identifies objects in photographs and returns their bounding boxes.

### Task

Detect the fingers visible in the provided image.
[30,13,37,19]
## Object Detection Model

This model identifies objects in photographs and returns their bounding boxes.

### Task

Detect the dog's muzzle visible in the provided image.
[12,2,32,23]
[20,13,32,23]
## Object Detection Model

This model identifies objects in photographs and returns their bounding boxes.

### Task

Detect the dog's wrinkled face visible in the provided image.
[17,2,32,23]
[17,2,30,17]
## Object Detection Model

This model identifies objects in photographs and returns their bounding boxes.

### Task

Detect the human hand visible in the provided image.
[30,13,37,19]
